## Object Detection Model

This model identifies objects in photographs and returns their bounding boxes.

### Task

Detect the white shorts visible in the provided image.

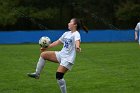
[55,51,73,70]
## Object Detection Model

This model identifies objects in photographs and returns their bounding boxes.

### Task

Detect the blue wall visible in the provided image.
[0,30,134,44]
[81,30,134,42]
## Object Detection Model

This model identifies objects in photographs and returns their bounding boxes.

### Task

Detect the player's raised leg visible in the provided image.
[27,51,59,79]
[27,56,45,79]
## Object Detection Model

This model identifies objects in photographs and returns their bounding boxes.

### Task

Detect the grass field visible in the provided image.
[0,42,140,93]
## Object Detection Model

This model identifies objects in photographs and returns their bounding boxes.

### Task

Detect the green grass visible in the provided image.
[0,42,140,93]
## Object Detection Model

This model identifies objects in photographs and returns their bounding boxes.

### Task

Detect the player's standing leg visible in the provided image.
[56,65,68,93]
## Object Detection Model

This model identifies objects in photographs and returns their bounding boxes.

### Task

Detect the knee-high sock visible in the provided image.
[35,56,45,75]
[57,78,67,93]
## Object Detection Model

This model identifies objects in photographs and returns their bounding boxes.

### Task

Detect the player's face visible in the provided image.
[68,19,77,31]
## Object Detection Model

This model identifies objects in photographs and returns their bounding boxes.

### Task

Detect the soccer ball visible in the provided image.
[39,36,51,48]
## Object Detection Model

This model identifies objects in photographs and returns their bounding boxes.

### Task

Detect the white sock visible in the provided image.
[57,78,67,93]
[35,56,45,75]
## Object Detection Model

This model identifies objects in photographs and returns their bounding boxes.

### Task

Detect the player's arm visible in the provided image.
[75,40,81,52]
[135,31,138,40]
[48,40,62,48]
[135,23,139,40]
[40,40,62,52]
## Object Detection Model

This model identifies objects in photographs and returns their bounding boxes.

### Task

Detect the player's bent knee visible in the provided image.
[56,72,64,80]
[40,52,47,59]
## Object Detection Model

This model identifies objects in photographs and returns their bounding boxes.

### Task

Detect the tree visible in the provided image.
[0,0,140,30]
[0,0,19,26]
[115,1,140,28]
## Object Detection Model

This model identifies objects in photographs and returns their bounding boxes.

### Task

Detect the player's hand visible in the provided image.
[76,47,81,53]
[40,47,47,52]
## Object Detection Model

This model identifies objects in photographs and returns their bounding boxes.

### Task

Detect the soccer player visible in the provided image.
[27,18,88,93]
[135,21,140,46]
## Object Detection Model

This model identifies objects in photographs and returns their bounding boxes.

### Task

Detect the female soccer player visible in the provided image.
[135,21,140,46]
[27,18,88,93]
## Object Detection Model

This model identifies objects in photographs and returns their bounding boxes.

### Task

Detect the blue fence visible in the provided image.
[0,30,134,44]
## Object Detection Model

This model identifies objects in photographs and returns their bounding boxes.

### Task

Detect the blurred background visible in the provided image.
[0,0,140,31]
[0,0,140,44]
[1,1,140,93]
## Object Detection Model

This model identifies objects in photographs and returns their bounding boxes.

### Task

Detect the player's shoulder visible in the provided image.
[62,31,70,36]
[74,31,80,35]
[137,22,140,25]
[64,31,80,35]
[64,31,70,34]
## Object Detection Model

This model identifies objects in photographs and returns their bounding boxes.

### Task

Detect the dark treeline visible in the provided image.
[0,0,140,31]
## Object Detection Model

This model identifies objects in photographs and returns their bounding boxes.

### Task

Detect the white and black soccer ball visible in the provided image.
[39,36,51,48]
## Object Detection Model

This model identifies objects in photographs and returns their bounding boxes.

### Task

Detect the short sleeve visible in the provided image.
[74,32,81,41]
[135,23,140,31]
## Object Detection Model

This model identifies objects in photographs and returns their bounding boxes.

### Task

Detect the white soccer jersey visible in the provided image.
[135,22,140,44]
[135,22,140,31]
[58,31,81,64]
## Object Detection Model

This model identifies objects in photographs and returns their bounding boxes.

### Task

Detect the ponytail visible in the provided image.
[80,20,88,33]
[72,18,88,33]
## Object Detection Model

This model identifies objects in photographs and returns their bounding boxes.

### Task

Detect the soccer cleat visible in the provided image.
[27,72,40,79]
